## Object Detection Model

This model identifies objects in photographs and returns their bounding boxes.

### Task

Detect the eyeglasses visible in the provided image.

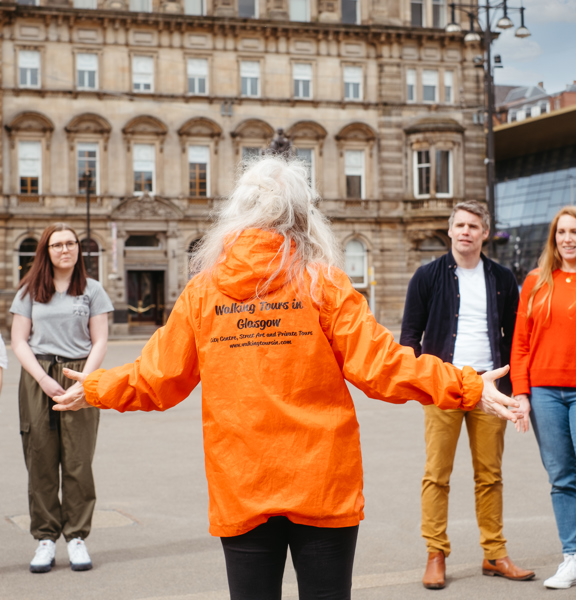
[48,240,79,253]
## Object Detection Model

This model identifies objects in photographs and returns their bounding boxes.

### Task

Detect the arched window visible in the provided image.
[81,238,101,281]
[420,235,447,266]
[19,237,38,280]
[345,239,367,287]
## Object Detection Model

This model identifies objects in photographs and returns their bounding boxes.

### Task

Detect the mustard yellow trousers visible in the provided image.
[421,404,508,560]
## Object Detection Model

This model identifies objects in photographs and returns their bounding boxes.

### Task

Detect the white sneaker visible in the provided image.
[544,554,576,589]
[67,538,93,571]
[30,540,56,573]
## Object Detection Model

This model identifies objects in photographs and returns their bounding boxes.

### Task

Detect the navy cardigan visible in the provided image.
[399,251,519,396]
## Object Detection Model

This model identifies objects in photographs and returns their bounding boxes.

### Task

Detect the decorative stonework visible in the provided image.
[404,117,465,134]
[65,113,112,150]
[5,111,55,149]
[112,193,183,220]
[178,117,223,152]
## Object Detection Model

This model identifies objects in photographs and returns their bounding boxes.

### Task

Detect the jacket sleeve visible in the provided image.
[510,276,535,397]
[83,286,200,412]
[321,271,482,411]
[399,267,429,357]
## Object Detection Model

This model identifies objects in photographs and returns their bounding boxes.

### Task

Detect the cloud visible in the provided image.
[494,65,545,87]
[492,29,543,62]
[522,0,576,22]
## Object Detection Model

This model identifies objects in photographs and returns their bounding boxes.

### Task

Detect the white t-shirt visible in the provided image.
[0,333,7,369]
[452,261,494,372]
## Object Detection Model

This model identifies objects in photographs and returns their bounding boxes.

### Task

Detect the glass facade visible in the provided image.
[495,144,576,282]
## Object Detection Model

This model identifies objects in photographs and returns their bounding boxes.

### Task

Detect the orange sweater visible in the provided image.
[84,229,482,537]
[511,269,576,396]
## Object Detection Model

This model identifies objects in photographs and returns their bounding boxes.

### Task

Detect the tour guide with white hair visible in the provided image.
[54,158,521,600]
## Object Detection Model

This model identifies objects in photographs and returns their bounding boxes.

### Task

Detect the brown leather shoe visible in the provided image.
[482,556,535,580]
[423,551,446,589]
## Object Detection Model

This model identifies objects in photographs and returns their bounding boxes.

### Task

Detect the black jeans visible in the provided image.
[220,516,358,600]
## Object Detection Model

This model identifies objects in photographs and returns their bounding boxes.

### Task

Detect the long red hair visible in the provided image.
[19,223,87,303]
[527,206,576,319]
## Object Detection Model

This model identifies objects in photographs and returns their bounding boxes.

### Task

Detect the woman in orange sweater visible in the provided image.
[52,157,518,600]
[511,205,576,590]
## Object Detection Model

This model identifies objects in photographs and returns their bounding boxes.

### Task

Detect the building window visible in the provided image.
[18,141,41,195]
[238,0,257,18]
[293,63,312,99]
[130,0,152,11]
[77,143,98,195]
[81,239,100,280]
[344,66,362,101]
[133,56,154,93]
[422,70,438,103]
[17,0,38,4]
[133,144,155,194]
[73,0,97,7]
[242,147,262,161]
[345,239,367,287]
[342,0,359,24]
[411,0,423,26]
[432,0,444,28]
[241,61,260,97]
[187,58,208,95]
[296,148,314,188]
[435,150,452,196]
[415,150,430,197]
[290,0,310,21]
[188,145,210,197]
[407,69,416,102]
[509,110,517,123]
[19,50,40,89]
[19,238,38,280]
[414,149,452,197]
[540,101,548,115]
[345,150,365,199]
[444,71,453,104]
[184,0,205,14]
[77,53,98,90]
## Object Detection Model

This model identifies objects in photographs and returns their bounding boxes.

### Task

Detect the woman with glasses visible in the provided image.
[10,223,113,574]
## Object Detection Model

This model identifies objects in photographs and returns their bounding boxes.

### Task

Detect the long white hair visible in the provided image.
[189,155,343,300]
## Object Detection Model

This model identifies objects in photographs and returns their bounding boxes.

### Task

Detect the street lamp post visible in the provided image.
[446,0,530,257]
[84,170,92,277]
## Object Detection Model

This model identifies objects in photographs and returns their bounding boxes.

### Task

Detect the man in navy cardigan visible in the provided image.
[400,201,534,589]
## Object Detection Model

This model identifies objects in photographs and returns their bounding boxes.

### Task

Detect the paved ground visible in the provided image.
[0,339,567,599]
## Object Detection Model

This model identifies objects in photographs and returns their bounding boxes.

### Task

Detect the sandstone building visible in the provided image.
[0,0,485,335]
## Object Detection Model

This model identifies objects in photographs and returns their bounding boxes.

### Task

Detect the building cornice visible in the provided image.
[0,3,467,45]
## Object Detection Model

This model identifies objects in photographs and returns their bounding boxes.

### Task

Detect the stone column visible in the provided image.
[318,0,339,23]
[213,0,236,17]
[267,0,288,20]
[166,223,180,316]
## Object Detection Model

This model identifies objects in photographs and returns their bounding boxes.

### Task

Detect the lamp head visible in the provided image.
[464,31,482,43]
[496,16,513,29]
[515,26,531,38]
[445,22,462,33]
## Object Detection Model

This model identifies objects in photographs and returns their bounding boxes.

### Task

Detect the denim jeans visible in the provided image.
[530,386,576,554]
[221,516,358,600]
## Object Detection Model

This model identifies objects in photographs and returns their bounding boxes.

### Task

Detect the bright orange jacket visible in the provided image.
[511,269,576,396]
[84,229,482,537]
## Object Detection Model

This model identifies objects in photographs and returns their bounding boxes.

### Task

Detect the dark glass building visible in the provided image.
[494,105,576,283]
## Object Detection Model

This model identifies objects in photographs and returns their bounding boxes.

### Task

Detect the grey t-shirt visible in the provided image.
[10,278,114,359]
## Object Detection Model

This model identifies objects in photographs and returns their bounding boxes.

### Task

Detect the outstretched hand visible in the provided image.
[476,366,521,423]
[52,368,91,411]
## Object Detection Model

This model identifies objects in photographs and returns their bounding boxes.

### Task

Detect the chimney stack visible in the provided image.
[538,81,544,88]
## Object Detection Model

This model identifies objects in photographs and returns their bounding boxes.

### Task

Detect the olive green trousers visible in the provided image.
[19,360,99,542]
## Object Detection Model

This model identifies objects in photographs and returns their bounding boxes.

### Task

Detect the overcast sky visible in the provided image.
[489,0,576,94]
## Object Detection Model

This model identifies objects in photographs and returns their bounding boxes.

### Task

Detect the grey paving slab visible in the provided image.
[0,340,565,599]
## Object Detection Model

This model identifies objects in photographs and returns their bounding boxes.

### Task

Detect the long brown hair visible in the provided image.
[19,223,87,303]
[527,205,576,319]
